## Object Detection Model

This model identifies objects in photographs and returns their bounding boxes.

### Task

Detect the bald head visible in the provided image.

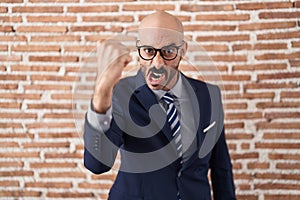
[139,11,184,33]
[138,11,184,48]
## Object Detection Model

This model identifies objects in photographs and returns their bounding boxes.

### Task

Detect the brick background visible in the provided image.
[0,0,300,199]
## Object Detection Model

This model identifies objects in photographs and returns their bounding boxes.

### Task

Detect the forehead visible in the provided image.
[138,28,183,48]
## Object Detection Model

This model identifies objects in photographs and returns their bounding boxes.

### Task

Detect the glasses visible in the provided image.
[136,40,185,61]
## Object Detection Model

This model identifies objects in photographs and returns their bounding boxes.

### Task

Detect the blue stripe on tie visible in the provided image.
[162,92,183,161]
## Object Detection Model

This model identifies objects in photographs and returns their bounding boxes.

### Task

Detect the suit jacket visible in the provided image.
[84,70,236,200]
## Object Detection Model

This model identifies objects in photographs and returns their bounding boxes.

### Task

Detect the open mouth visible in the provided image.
[147,67,168,87]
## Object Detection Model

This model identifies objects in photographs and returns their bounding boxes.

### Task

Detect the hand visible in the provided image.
[93,39,132,113]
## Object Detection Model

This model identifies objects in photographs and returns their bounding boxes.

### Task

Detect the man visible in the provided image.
[84,11,236,200]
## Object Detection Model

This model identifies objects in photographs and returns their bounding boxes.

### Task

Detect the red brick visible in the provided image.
[123,4,175,11]
[257,72,300,80]
[0,161,24,168]
[181,4,233,12]
[68,6,118,13]
[281,91,300,98]
[0,45,7,51]
[27,103,73,109]
[0,180,19,187]
[83,15,134,22]
[0,74,26,80]
[257,30,300,40]
[237,2,292,10]
[0,171,34,177]
[231,152,259,160]
[0,142,19,148]
[11,65,60,72]
[269,153,300,160]
[226,133,253,140]
[245,82,294,90]
[257,102,300,109]
[184,24,236,32]
[78,182,111,189]
[0,190,41,197]
[265,112,300,119]
[25,182,72,188]
[265,194,300,200]
[40,172,86,178]
[31,35,81,42]
[0,35,26,42]
[255,142,300,149]
[0,112,37,119]
[276,163,300,169]
[12,6,63,13]
[225,122,244,129]
[0,55,22,62]
[253,43,287,50]
[38,132,78,139]
[12,45,60,52]
[44,152,82,159]
[0,7,8,13]
[264,132,300,140]
[29,56,78,62]
[25,122,75,129]
[232,63,287,71]
[259,11,300,19]
[24,84,72,91]
[16,26,67,33]
[239,21,296,31]
[26,15,76,22]
[255,183,300,190]
[70,25,105,32]
[226,112,262,120]
[255,173,300,180]
[234,172,252,180]
[0,93,41,100]
[43,112,84,119]
[292,41,300,48]
[30,75,78,82]
[256,122,300,130]
[0,102,20,108]
[196,14,250,21]
[23,142,70,149]
[247,162,269,169]
[29,0,79,2]
[232,44,252,51]
[0,132,34,139]
[197,34,249,42]
[255,52,300,60]
[30,162,76,168]
[0,16,22,22]
[47,192,94,198]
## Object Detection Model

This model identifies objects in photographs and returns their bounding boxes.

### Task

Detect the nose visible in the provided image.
[152,51,165,68]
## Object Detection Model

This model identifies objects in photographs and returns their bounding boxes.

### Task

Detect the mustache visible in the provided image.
[148,67,167,75]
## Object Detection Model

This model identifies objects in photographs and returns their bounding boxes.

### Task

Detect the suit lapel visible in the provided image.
[133,71,174,142]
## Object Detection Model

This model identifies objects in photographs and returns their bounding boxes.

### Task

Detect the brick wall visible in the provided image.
[0,0,300,199]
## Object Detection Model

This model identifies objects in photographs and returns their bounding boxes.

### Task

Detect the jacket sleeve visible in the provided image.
[209,86,236,200]
[83,99,124,174]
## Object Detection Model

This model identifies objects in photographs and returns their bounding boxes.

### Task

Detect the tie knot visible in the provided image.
[162,92,175,104]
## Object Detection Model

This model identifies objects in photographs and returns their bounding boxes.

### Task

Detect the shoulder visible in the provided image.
[182,73,221,93]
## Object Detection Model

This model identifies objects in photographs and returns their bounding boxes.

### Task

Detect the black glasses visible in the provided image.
[136,41,185,61]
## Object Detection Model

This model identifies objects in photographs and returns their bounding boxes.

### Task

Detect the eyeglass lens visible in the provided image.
[139,46,178,61]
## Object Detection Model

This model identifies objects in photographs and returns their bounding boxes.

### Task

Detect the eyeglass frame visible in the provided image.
[136,40,185,61]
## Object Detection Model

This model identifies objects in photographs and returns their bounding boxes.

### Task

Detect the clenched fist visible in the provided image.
[93,40,132,113]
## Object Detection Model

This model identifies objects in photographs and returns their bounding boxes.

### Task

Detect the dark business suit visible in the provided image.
[84,70,236,200]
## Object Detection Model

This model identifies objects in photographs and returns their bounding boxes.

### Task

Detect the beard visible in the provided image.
[140,64,179,90]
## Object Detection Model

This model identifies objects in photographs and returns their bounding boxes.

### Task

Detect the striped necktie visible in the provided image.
[162,93,183,160]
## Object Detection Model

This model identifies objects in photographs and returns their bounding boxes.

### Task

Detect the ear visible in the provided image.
[181,41,188,57]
